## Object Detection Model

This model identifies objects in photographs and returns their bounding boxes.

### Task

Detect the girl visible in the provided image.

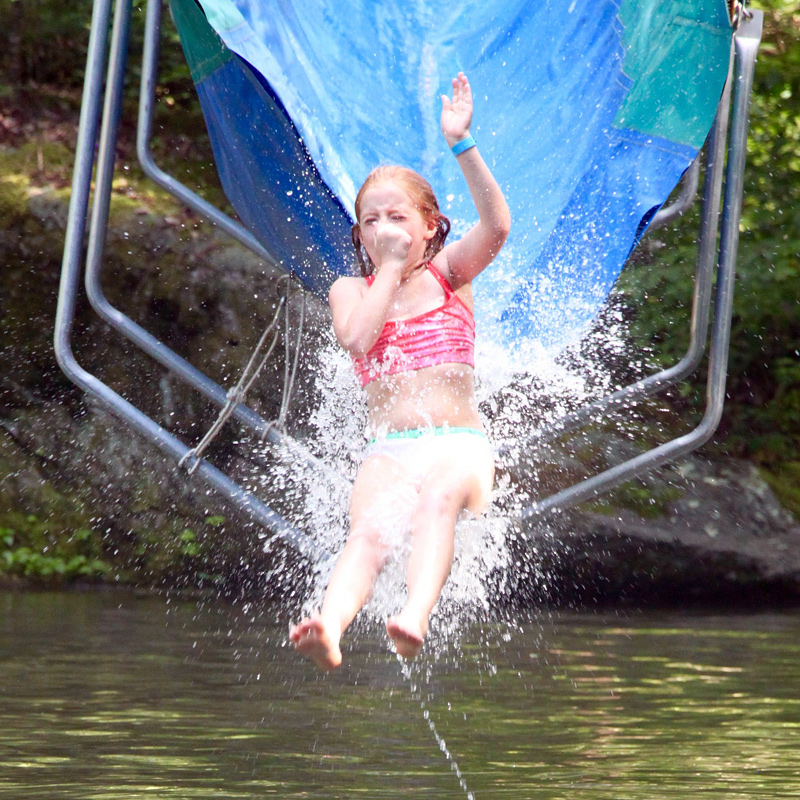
[290,72,510,670]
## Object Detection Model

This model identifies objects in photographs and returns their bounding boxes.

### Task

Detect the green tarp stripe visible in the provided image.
[191,0,246,35]
[614,0,732,147]
[169,0,232,84]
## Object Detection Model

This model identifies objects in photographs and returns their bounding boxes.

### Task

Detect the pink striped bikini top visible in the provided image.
[352,263,475,387]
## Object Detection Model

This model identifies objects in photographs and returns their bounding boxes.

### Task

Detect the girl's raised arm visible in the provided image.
[439,73,510,288]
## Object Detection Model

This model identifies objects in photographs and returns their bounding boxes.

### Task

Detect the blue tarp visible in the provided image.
[172,0,731,355]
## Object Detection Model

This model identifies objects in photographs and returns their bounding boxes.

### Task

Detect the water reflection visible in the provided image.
[1,591,799,799]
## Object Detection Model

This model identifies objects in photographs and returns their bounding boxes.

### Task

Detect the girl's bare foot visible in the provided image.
[289,615,342,670]
[386,614,425,660]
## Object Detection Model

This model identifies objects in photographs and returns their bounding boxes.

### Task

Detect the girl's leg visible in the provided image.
[387,445,494,659]
[290,455,412,670]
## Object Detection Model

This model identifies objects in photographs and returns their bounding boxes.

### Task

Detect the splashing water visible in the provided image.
[400,659,477,800]
[234,270,643,799]
[247,274,638,640]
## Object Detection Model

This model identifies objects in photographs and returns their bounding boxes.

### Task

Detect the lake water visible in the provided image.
[1,591,799,799]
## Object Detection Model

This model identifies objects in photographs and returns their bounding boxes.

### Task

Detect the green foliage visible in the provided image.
[0,0,221,207]
[0,1,191,100]
[0,0,90,88]
[126,514,227,585]
[760,461,800,517]
[1,546,110,579]
[178,528,201,557]
[0,521,111,582]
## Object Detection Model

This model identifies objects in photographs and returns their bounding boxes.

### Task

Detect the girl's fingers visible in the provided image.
[461,76,472,103]
[442,73,472,135]
[448,73,471,108]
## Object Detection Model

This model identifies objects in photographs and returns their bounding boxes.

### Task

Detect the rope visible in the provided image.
[179,274,305,474]
[278,273,306,433]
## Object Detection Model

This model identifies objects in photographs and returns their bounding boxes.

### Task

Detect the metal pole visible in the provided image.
[519,10,763,521]
[55,0,327,563]
[137,0,276,262]
[649,155,701,229]
[85,0,281,442]
[81,0,343,486]
[54,0,114,373]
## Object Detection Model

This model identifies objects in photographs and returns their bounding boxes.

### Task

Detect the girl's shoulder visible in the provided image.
[331,274,367,284]
[430,250,474,311]
[431,249,468,292]
[330,274,369,292]
[329,274,369,308]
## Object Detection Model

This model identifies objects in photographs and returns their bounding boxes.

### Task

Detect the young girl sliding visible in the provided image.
[290,72,510,670]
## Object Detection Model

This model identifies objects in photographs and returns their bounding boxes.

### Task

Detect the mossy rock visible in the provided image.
[760,462,800,519]
[0,174,30,223]
[585,479,685,519]
[0,140,74,178]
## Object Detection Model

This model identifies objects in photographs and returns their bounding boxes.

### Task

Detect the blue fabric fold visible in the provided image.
[177,0,730,353]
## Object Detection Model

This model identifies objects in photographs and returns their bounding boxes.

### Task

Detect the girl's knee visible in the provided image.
[349,519,396,561]
[416,469,491,521]
[413,482,465,526]
[466,466,494,515]
[348,522,387,551]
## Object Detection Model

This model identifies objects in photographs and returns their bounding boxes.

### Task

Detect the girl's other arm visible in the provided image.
[329,275,390,358]
[439,73,510,287]
[329,225,410,357]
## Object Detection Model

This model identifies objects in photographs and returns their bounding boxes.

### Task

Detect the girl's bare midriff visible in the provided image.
[364,363,482,434]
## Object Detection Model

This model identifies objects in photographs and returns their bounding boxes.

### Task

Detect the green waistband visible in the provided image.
[369,426,486,445]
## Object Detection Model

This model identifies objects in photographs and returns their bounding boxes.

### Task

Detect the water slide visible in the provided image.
[169,0,732,355]
[55,0,758,548]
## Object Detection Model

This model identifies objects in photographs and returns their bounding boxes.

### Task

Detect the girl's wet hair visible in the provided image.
[351,165,451,277]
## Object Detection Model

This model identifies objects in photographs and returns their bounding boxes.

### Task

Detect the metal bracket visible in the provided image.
[519,10,764,520]
[56,1,762,561]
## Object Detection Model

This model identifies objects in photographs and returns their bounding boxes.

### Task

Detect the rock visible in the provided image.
[513,454,800,607]
[0,180,327,592]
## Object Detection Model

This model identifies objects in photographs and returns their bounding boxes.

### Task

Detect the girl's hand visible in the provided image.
[373,222,412,269]
[441,72,473,147]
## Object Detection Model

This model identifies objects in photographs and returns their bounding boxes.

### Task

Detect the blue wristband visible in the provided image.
[450,136,476,156]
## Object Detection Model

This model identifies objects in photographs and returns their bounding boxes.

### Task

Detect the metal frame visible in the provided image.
[649,156,701,231]
[56,0,762,556]
[86,0,339,478]
[521,10,763,519]
[55,0,328,561]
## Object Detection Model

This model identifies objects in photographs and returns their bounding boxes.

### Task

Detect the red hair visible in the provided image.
[351,165,451,277]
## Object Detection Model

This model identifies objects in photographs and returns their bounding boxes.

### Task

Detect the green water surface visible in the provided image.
[1,591,798,799]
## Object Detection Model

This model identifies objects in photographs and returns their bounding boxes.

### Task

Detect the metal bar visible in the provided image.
[61,362,323,560]
[649,156,701,230]
[55,0,114,372]
[502,62,734,459]
[85,0,277,440]
[55,0,327,563]
[520,10,763,520]
[137,0,276,263]
[82,0,343,487]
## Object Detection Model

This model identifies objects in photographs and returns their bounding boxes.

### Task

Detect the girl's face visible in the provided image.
[358,181,436,267]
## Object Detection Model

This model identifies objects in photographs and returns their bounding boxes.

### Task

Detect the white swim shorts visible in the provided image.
[364,426,495,513]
